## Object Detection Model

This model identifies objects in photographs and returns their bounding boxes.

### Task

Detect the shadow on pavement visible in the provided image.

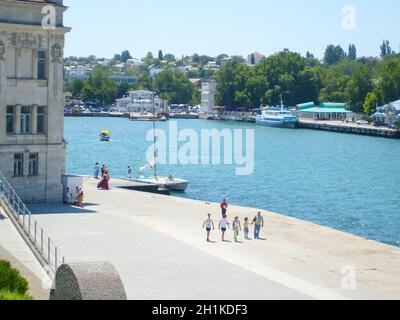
[28,203,98,215]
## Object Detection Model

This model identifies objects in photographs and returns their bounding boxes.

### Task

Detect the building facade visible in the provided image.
[0,0,70,202]
[201,80,216,113]
[115,90,168,114]
[296,102,353,120]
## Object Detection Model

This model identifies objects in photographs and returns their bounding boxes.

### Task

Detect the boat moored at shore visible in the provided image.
[256,107,299,128]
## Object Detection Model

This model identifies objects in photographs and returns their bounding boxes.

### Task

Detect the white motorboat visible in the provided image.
[131,176,189,192]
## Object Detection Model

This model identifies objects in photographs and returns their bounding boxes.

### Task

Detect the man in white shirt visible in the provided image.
[219,216,230,242]
[203,214,215,242]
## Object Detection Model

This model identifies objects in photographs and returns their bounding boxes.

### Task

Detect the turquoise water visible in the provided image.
[65,117,400,247]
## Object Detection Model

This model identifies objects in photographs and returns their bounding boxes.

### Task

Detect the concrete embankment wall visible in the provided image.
[298,121,400,139]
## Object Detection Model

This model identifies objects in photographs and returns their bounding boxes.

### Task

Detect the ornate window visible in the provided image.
[29,153,39,176]
[6,106,15,135]
[38,51,46,80]
[37,106,46,134]
[20,106,32,134]
[14,153,24,177]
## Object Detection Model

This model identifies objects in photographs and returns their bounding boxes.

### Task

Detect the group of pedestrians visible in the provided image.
[94,162,111,190]
[64,186,85,207]
[203,199,265,243]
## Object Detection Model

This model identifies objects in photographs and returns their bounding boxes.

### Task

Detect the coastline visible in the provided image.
[64,113,400,139]
[28,177,400,300]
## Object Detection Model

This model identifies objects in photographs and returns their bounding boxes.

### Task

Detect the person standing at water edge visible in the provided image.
[203,214,215,242]
[252,212,264,240]
[232,217,242,242]
[219,215,230,242]
[220,199,229,216]
[94,162,100,179]
[128,165,132,179]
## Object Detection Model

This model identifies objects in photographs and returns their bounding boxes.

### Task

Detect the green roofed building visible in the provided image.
[296,102,352,120]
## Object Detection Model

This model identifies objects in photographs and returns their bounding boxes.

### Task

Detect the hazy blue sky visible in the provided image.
[63,0,399,59]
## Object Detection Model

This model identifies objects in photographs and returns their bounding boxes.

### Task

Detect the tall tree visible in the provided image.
[363,92,379,115]
[380,40,393,58]
[345,65,373,113]
[158,50,164,60]
[121,50,132,62]
[250,54,256,65]
[348,44,357,60]
[324,45,346,65]
[154,69,194,104]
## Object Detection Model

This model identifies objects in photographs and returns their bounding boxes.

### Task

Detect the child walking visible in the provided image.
[219,215,230,242]
[232,216,242,242]
[244,217,251,240]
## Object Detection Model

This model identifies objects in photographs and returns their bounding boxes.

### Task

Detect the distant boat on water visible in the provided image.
[99,130,110,141]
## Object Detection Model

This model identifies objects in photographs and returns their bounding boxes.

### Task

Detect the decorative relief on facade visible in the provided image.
[0,40,4,61]
[51,43,62,63]
[7,32,46,49]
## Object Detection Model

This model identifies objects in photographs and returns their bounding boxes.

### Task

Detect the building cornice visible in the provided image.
[0,22,71,34]
[0,0,67,10]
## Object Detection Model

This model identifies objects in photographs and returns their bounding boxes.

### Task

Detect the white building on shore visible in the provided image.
[115,90,168,114]
[201,80,217,113]
[0,0,70,202]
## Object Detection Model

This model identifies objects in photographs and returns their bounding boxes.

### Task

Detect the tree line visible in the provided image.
[216,41,400,115]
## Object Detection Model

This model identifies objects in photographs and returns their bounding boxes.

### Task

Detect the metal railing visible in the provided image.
[0,171,64,279]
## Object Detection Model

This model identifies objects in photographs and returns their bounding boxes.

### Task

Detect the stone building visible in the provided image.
[115,90,168,114]
[201,80,216,113]
[0,0,70,202]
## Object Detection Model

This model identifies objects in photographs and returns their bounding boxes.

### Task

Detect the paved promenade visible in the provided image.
[28,178,400,300]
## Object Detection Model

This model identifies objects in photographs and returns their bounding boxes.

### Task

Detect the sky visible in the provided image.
[63,0,400,60]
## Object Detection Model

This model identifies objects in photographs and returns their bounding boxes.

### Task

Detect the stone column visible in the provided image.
[31,104,38,134]
[15,104,21,135]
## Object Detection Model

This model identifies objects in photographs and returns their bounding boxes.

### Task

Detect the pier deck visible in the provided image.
[27,178,400,300]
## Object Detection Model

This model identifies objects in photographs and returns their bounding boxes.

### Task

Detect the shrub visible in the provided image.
[0,290,32,301]
[0,260,29,296]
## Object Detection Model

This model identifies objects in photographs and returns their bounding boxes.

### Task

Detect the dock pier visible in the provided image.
[298,120,400,139]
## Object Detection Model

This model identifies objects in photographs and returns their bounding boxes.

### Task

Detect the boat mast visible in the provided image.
[152,91,157,179]
[280,94,284,110]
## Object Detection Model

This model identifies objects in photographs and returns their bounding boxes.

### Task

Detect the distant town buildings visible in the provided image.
[65,67,137,86]
[115,90,168,114]
[201,80,217,113]
[247,52,265,65]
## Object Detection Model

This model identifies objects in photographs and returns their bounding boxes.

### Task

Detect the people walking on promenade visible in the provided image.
[94,162,100,179]
[252,211,265,240]
[243,217,251,240]
[101,164,106,177]
[220,199,229,217]
[219,215,230,242]
[97,169,110,190]
[203,214,215,242]
[232,217,242,242]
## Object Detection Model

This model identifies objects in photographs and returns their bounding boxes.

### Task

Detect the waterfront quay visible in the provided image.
[298,119,400,139]
[64,112,129,118]
[28,178,400,300]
